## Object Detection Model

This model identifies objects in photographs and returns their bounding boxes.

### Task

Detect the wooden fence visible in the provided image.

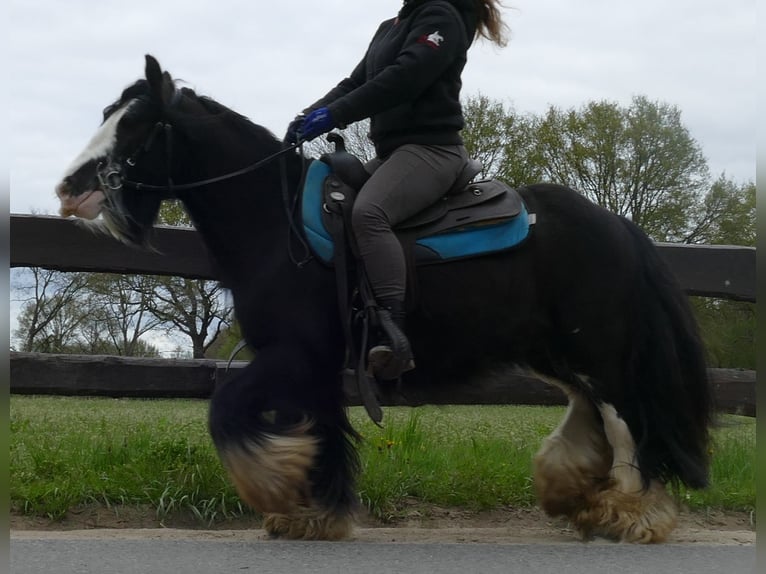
[9,352,756,416]
[9,214,757,415]
[10,215,756,300]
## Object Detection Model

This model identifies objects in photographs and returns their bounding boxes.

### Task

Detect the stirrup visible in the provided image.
[368,308,415,380]
[368,344,415,380]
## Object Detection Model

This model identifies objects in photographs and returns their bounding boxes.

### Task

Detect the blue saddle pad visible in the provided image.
[301,160,531,265]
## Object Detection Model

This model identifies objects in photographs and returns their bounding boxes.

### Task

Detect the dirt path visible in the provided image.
[11,505,755,545]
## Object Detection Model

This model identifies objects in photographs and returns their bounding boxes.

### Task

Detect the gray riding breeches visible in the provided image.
[352,143,468,301]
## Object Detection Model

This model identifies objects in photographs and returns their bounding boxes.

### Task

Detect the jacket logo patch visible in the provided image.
[418,30,444,49]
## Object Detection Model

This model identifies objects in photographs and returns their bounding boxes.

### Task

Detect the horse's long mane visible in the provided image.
[103,79,282,152]
[178,88,279,144]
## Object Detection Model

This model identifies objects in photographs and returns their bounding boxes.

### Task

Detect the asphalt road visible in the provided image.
[10,533,756,574]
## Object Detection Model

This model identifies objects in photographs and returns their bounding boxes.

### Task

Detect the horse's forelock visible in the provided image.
[102,77,185,121]
[102,80,150,121]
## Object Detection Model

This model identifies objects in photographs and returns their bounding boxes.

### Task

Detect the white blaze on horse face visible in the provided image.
[62,100,136,179]
[58,100,137,219]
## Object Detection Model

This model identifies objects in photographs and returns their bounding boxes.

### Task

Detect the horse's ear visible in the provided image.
[145,55,176,105]
[160,71,176,103]
[145,54,163,91]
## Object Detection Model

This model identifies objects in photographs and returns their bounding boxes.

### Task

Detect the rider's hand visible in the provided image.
[299,107,335,141]
[284,114,305,145]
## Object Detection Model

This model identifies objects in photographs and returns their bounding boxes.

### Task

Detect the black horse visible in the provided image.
[56,55,712,542]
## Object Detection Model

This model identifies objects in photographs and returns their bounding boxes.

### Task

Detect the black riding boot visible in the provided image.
[368,298,415,380]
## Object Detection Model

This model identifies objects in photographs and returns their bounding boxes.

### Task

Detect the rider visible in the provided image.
[286,0,508,380]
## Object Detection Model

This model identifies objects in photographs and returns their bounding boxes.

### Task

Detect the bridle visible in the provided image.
[95,108,313,267]
[95,120,302,200]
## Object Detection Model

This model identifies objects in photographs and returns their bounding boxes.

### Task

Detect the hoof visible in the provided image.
[574,480,678,543]
[533,395,679,543]
[263,508,354,540]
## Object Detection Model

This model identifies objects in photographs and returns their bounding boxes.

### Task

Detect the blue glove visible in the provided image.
[284,114,305,145]
[299,107,335,141]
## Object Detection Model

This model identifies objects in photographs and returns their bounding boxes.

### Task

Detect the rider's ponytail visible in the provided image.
[474,0,510,47]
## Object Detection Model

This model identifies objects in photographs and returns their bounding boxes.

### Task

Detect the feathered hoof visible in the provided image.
[573,480,678,543]
[217,420,318,515]
[263,508,354,540]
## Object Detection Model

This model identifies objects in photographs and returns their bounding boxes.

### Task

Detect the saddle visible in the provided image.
[301,134,535,423]
[304,137,533,267]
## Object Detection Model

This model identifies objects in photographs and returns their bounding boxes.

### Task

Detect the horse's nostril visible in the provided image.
[55,180,71,198]
[56,176,85,198]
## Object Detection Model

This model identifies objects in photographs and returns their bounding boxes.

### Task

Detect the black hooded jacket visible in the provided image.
[306,0,478,157]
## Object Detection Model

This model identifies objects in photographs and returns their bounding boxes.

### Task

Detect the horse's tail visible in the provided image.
[620,218,714,489]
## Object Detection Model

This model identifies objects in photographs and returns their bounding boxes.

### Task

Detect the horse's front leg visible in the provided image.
[208,348,359,540]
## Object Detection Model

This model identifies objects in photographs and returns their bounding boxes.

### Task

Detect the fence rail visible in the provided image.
[9,352,756,416]
[10,214,757,301]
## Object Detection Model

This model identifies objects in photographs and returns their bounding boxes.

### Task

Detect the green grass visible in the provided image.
[10,398,245,524]
[9,397,755,525]
[352,406,561,520]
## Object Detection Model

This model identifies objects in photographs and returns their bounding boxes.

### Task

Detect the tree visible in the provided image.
[684,176,755,369]
[204,319,255,362]
[461,94,542,186]
[305,119,377,162]
[458,94,754,369]
[12,201,233,358]
[13,268,89,353]
[149,201,233,358]
[685,176,755,246]
[84,273,164,356]
[12,268,161,356]
[139,277,232,358]
[534,96,710,241]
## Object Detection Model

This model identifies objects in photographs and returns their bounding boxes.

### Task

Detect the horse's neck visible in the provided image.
[180,158,301,286]
[170,104,304,284]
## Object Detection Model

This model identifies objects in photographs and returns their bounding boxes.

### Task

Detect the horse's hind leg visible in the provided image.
[573,403,677,543]
[533,388,612,527]
[534,387,677,543]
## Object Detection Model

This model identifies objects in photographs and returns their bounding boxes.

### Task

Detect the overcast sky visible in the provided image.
[9,0,756,217]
